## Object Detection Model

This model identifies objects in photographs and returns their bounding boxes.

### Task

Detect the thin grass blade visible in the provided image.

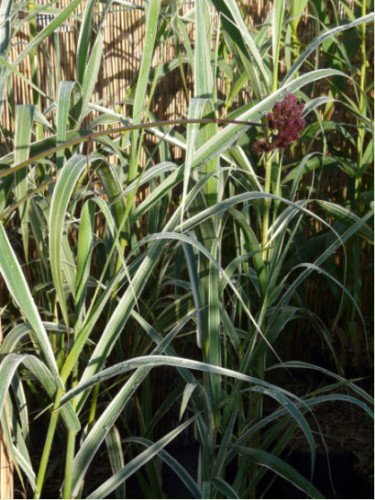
[0,224,61,385]
[235,447,324,499]
[105,426,126,499]
[76,0,97,83]
[14,105,35,261]
[49,155,88,328]
[87,417,196,499]
[283,13,374,83]
[129,0,161,181]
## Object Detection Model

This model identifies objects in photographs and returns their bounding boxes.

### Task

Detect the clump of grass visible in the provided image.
[0,1,373,498]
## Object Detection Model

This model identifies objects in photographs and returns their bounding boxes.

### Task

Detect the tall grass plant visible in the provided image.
[0,1,373,498]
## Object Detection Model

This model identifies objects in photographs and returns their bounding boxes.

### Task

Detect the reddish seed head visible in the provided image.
[252,94,305,154]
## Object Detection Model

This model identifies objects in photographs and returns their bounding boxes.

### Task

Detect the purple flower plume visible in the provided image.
[253,94,305,155]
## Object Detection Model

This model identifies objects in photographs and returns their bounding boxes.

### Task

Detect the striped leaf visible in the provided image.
[49,155,88,328]
[129,0,161,181]
[14,105,35,261]
[0,223,61,386]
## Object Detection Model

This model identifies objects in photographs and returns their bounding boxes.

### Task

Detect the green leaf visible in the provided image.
[14,105,35,261]
[195,0,213,96]
[56,81,78,170]
[316,200,374,244]
[182,242,204,348]
[60,265,125,385]
[87,417,196,499]
[272,0,284,91]
[105,426,126,500]
[0,322,69,355]
[283,13,375,84]
[229,208,267,297]
[0,0,12,56]
[79,27,104,126]
[70,367,152,496]
[49,155,88,328]
[129,0,161,181]
[235,447,324,499]
[60,355,303,408]
[0,224,61,386]
[0,0,14,118]
[213,476,240,499]
[269,360,374,408]
[12,0,86,69]
[96,161,127,231]
[75,200,95,327]
[210,0,270,95]
[290,0,309,39]
[1,411,37,491]
[76,0,97,83]
[0,353,80,432]
[132,436,202,499]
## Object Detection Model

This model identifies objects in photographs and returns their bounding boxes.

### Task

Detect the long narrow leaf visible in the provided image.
[129,0,161,181]
[283,13,374,83]
[56,81,78,170]
[235,447,324,498]
[87,417,196,499]
[14,105,35,261]
[0,353,79,431]
[49,155,88,328]
[76,0,97,83]
[0,224,61,385]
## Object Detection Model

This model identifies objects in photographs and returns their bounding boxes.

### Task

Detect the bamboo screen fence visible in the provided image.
[2,0,279,135]
[2,0,353,138]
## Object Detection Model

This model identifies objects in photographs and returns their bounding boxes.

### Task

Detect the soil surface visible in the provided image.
[288,398,374,486]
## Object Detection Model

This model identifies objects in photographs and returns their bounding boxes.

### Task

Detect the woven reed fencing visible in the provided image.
[1,0,359,134]
[1,0,284,135]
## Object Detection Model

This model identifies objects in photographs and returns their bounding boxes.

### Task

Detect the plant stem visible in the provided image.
[263,0,282,266]
[261,155,272,266]
[355,0,367,213]
[0,118,265,180]
[87,383,100,433]
[28,0,44,183]
[349,0,367,330]
[28,1,40,113]
[63,429,76,499]
[63,353,79,499]
[34,390,63,499]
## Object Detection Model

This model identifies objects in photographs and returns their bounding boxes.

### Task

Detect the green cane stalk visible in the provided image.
[27,0,44,182]
[63,353,80,498]
[27,1,40,118]
[0,118,265,182]
[355,0,368,214]
[33,389,64,499]
[262,0,283,265]
[63,411,77,498]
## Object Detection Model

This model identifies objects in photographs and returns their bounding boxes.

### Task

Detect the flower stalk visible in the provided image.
[254,94,305,262]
